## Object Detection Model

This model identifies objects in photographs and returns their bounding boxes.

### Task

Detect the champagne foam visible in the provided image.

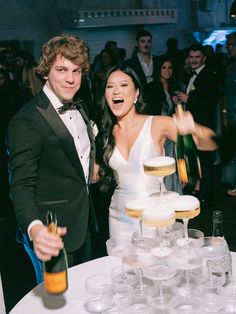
[170,195,200,212]
[142,204,175,220]
[125,197,159,210]
[144,156,175,167]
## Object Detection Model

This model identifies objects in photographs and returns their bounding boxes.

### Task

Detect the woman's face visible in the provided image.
[105,70,139,118]
[160,61,173,80]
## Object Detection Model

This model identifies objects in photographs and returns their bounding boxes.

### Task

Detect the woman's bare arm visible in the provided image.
[152,113,217,151]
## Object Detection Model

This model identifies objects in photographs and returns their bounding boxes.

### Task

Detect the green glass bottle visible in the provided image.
[175,103,202,186]
[43,210,68,294]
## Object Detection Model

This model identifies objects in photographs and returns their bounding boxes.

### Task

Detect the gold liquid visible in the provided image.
[143,215,175,228]
[144,163,176,177]
[175,207,200,220]
[125,208,142,219]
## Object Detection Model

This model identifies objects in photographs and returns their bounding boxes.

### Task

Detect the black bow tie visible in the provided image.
[58,98,82,114]
[191,70,197,76]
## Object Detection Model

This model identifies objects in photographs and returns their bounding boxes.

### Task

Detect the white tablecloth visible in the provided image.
[9,253,236,314]
[9,256,120,314]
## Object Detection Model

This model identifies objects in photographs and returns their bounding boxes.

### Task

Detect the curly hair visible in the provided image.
[96,65,146,192]
[36,34,90,78]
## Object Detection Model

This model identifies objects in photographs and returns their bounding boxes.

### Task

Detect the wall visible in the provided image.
[0,0,233,62]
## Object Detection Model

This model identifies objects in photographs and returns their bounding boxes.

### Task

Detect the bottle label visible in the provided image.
[44,270,67,294]
[177,159,188,183]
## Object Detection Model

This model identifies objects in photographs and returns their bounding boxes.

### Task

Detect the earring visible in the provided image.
[134,98,138,104]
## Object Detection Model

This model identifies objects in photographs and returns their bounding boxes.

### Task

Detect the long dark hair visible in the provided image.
[156,57,178,115]
[96,65,146,192]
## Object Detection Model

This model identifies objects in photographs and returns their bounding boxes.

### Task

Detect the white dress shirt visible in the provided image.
[186,64,205,95]
[137,53,154,83]
[28,85,91,237]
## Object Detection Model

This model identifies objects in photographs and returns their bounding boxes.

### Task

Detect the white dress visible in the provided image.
[108,116,164,238]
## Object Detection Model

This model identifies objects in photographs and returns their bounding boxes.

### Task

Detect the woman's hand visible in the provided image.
[172,111,196,135]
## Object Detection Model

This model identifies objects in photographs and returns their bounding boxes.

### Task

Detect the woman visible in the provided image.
[92,48,118,104]
[148,57,178,116]
[95,66,216,238]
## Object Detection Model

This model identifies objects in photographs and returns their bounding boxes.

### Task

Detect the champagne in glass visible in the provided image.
[125,197,162,244]
[170,195,200,240]
[144,156,176,198]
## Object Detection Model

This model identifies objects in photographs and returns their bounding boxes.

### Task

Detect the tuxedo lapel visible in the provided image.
[35,94,86,181]
[77,105,96,182]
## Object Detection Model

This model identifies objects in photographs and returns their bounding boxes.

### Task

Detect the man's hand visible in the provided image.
[175,91,189,104]
[30,224,67,261]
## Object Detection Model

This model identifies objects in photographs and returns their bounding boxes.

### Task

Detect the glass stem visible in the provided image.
[138,216,143,242]
[183,218,189,239]
[121,258,126,281]
[159,177,164,198]
[159,281,164,303]
[137,268,143,286]
[185,270,191,294]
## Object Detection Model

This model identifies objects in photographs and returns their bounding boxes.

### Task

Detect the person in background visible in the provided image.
[220,32,236,196]
[174,43,219,206]
[92,48,118,105]
[6,34,97,271]
[147,57,182,194]
[125,30,160,113]
[95,65,216,238]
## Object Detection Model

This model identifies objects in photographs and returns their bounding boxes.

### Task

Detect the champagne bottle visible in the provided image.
[175,103,202,186]
[43,210,68,294]
[211,210,232,276]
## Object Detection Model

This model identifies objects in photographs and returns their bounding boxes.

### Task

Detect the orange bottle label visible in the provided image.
[177,159,188,183]
[44,270,67,294]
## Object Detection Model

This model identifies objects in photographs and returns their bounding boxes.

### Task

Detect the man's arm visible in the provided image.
[6,111,66,261]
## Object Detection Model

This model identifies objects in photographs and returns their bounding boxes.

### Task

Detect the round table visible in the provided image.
[9,256,120,314]
[9,253,236,313]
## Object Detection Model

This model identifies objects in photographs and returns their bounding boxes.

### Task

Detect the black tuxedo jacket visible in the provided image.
[184,66,219,129]
[125,54,160,111]
[6,91,96,252]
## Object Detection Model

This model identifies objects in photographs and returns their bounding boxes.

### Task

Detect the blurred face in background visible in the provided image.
[137,36,152,55]
[160,61,173,81]
[188,50,206,70]
[226,36,236,58]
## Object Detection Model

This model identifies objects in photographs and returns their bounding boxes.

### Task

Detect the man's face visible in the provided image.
[226,37,236,58]
[44,55,82,103]
[137,36,152,55]
[188,50,206,70]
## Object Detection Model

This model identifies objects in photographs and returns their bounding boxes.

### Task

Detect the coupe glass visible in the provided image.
[142,202,175,248]
[106,235,136,285]
[175,229,204,298]
[144,156,176,198]
[103,283,133,312]
[171,195,200,239]
[142,245,177,310]
[125,197,159,245]
[123,295,155,314]
[122,242,155,296]
[84,274,113,313]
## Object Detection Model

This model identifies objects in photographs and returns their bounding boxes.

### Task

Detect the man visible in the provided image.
[175,43,219,205]
[6,34,96,268]
[125,30,160,113]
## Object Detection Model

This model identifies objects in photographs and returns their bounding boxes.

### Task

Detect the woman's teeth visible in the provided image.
[113,98,124,104]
